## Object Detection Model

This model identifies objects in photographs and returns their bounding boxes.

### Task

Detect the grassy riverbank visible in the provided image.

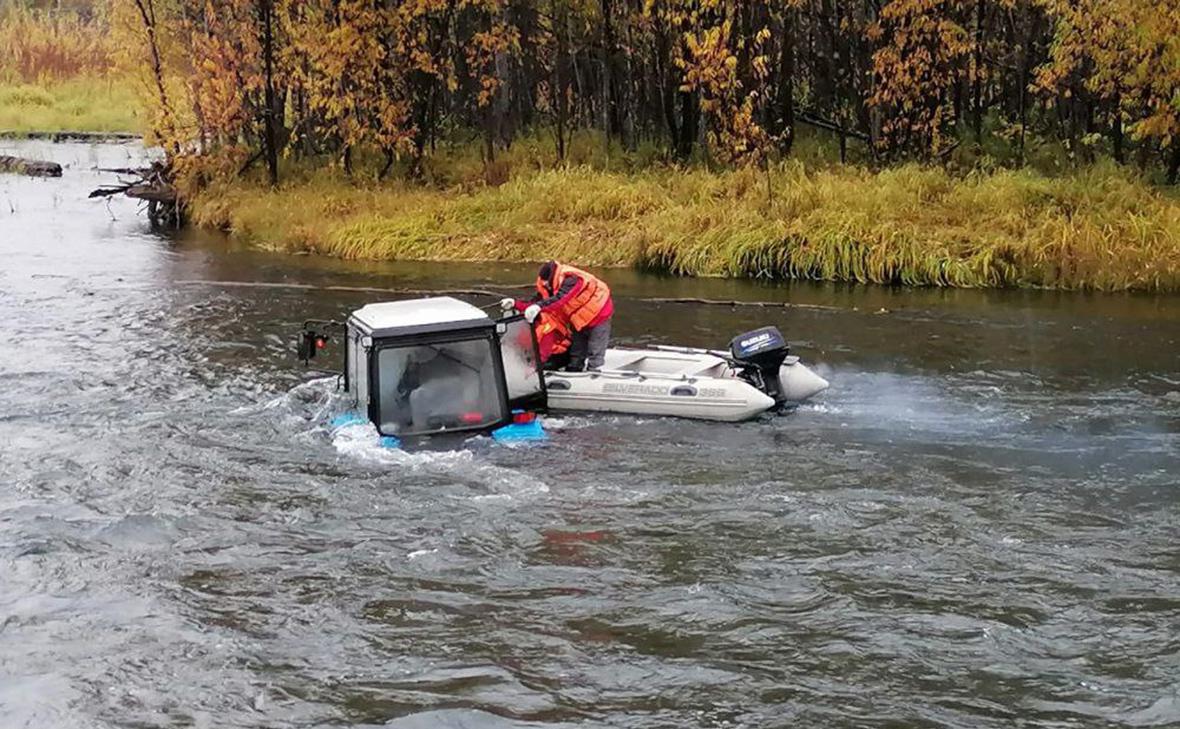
[0,76,139,133]
[192,148,1180,292]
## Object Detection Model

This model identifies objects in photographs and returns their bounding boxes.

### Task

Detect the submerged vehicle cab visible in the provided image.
[338,297,546,440]
[300,295,828,443]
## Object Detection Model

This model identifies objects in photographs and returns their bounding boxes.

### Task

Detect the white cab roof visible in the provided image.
[350,296,491,336]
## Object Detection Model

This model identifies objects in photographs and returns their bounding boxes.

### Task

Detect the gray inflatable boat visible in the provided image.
[543,327,828,422]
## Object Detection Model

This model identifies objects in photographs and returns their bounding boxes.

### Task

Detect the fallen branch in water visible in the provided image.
[0,155,62,177]
[88,182,135,198]
[89,161,181,225]
[641,296,844,312]
[96,166,149,175]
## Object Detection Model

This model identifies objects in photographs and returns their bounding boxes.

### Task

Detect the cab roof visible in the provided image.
[349,296,492,338]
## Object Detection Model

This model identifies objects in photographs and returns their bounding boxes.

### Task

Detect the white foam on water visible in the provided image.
[330,423,550,499]
[231,376,342,422]
[537,415,591,430]
[543,413,653,430]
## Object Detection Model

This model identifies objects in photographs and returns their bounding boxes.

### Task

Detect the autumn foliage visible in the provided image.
[101,0,1180,184]
[0,2,115,81]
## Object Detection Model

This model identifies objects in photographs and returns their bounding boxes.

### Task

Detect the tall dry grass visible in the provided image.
[0,2,138,132]
[191,153,1180,292]
[0,2,114,82]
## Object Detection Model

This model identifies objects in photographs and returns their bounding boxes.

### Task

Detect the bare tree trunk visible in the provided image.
[1111,100,1125,164]
[1136,139,1153,172]
[599,0,623,140]
[777,6,796,154]
[379,148,395,180]
[677,89,697,159]
[652,5,680,148]
[132,0,176,150]
[972,0,984,146]
[1167,143,1180,185]
[259,0,279,186]
[553,0,568,161]
[1016,10,1031,167]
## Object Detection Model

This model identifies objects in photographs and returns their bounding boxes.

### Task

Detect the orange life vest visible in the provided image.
[535,263,611,331]
[534,310,570,361]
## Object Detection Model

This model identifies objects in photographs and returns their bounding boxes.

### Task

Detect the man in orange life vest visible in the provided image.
[501,260,614,371]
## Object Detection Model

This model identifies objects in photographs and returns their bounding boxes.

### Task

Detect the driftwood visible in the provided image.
[0,155,62,177]
[89,160,181,225]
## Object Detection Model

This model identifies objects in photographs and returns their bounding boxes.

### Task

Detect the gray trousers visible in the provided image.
[567,317,611,370]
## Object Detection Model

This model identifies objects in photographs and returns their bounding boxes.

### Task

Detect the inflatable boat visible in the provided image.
[545,341,828,422]
[298,297,828,442]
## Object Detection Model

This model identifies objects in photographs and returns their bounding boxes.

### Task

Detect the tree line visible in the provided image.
[116,0,1180,184]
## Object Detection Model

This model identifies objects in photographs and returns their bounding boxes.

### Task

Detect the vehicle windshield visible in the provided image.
[375,338,505,435]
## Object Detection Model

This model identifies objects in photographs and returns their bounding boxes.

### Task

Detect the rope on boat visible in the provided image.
[172,279,864,313]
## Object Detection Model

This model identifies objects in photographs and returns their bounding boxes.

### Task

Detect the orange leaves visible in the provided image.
[677,6,776,165]
[181,0,265,145]
[116,0,1179,183]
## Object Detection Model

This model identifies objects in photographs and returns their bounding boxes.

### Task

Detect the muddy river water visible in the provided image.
[1,141,1178,728]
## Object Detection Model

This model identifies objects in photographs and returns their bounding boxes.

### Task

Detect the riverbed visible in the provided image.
[2,140,1178,728]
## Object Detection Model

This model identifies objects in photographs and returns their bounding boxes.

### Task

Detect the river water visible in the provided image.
[1,141,1178,729]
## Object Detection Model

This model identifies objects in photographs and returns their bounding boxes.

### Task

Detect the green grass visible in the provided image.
[190,146,1180,292]
[0,75,141,133]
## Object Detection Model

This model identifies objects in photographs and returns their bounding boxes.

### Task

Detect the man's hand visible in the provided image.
[499,297,515,311]
[523,304,541,323]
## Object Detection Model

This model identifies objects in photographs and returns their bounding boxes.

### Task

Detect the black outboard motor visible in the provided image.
[729,326,791,406]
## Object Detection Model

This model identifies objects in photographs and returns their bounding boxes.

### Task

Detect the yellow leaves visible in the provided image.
[676,15,773,165]
[752,54,770,79]
[870,0,972,157]
[1041,0,1180,149]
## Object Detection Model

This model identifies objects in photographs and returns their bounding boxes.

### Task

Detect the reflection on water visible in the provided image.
[1,140,1178,728]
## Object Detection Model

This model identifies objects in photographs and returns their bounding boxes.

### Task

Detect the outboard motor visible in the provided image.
[729,326,791,406]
